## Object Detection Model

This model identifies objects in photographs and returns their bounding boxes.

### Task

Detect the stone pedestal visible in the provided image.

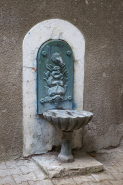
[58,131,74,162]
[32,151,103,178]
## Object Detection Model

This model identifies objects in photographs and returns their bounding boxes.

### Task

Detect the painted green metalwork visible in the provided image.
[37,40,74,114]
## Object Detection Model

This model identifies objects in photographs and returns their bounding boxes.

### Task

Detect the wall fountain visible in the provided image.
[37,39,93,162]
[23,19,103,178]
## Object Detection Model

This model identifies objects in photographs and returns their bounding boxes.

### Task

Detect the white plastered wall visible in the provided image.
[23,19,85,156]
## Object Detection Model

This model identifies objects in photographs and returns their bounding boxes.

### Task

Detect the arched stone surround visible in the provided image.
[23,19,85,156]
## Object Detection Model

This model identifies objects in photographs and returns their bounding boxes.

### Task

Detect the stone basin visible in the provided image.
[43,109,93,131]
[43,109,93,162]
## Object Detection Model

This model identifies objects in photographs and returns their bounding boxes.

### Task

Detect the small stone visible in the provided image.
[90,153,96,157]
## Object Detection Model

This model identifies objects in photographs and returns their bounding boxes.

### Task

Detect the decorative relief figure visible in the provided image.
[37,40,73,114]
[41,52,69,107]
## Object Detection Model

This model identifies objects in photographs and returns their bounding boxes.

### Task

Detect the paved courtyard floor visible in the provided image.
[0,147,123,185]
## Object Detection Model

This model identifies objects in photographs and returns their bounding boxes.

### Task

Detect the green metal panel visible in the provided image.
[37,40,74,114]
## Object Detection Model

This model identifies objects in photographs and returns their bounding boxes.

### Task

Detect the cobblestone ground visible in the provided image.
[0,147,123,185]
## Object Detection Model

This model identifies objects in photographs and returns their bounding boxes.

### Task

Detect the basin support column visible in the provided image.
[58,131,74,162]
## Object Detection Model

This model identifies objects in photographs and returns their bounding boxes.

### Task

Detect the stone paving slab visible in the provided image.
[52,177,77,185]
[0,167,22,177]
[32,151,103,178]
[110,180,123,185]
[0,147,123,185]
[91,171,115,181]
[73,175,95,183]
[0,175,16,185]
[111,173,123,181]
[0,162,7,170]
[12,172,37,184]
[28,179,53,185]
[88,180,111,185]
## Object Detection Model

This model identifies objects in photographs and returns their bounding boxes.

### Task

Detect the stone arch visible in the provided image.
[23,19,85,156]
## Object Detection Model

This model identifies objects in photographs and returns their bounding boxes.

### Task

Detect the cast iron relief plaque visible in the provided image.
[37,40,74,114]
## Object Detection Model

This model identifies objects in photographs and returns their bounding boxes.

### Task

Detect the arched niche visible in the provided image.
[23,19,85,156]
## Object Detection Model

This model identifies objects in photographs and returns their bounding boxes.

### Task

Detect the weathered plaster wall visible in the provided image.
[0,0,123,160]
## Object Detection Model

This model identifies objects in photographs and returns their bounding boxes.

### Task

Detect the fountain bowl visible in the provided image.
[43,109,93,132]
